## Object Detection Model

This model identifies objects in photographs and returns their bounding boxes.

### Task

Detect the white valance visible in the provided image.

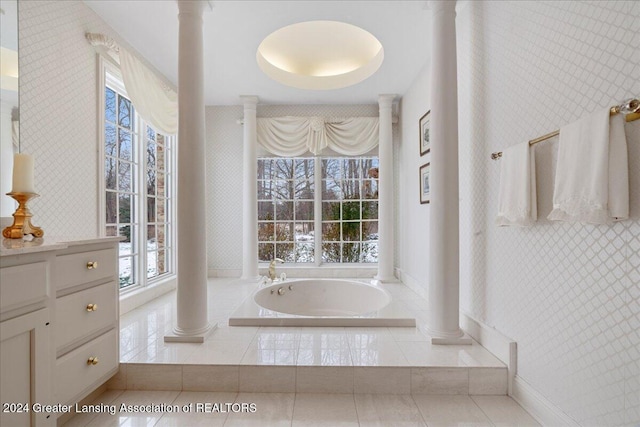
[257,116,379,156]
[86,33,178,135]
[119,49,178,135]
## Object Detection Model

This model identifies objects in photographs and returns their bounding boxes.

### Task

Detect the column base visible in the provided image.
[427,328,473,345]
[372,276,401,285]
[164,322,217,343]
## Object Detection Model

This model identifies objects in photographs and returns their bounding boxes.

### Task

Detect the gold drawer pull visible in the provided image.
[86,261,99,270]
[86,303,98,312]
[87,357,99,366]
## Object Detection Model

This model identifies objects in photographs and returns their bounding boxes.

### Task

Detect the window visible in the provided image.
[258,158,315,263]
[322,157,379,263]
[257,156,378,264]
[101,61,175,290]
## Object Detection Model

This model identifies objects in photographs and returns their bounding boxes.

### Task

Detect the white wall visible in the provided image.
[0,101,15,217]
[456,1,639,425]
[18,0,172,237]
[397,64,431,299]
[205,104,396,275]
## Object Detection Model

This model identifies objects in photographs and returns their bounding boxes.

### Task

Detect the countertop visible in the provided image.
[1,236,123,257]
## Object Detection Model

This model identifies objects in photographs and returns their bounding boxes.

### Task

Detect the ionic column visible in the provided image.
[375,94,397,283]
[165,0,213,343]
[427,0,470,344]
[241,96,259,281]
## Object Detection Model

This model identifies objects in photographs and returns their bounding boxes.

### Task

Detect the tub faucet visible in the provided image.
[269,258,284,281]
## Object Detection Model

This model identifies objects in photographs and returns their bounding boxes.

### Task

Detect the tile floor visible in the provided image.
[63,389,541,426]
[119,278,506,369]
[62,278,540,426]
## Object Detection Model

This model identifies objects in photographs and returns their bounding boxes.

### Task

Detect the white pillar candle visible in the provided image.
[12,153,35,193]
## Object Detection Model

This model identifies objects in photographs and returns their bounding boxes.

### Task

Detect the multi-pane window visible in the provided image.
[322,157,379,263]
[102,66,174,290]
[104,85,139,287]
[257,156,379,264]
[257,158,315,263]
[145,128,173,279]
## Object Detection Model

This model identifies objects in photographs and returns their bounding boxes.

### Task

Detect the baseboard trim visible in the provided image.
[208,268,242,278]
[459,311,516,395]
[512,375,579,426]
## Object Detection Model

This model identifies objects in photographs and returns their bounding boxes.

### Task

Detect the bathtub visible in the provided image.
[229,278,415,327]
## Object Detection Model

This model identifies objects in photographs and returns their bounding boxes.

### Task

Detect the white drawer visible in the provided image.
[55,248,116,291]
[55,282,117,350]
[0,262,48,313]
[55,329,118,405]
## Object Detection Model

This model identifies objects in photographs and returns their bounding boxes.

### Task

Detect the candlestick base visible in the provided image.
[2,192,45,239]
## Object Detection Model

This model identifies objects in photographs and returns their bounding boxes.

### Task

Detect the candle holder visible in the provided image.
[2,192,44,239]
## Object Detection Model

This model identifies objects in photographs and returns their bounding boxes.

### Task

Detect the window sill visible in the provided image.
[119,274,177,315]
[257,264,377,279]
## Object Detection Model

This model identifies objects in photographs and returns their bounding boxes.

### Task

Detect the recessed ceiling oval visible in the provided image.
[256,20,384,90]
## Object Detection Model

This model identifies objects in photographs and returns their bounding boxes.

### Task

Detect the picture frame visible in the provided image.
[419,162,430,204]
[419,110,431,156]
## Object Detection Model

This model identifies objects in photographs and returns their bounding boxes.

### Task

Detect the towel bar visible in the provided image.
[491,98,640,160]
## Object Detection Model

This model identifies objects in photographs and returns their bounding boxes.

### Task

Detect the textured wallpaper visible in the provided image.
[205,104,398,274]
[18,0,109,236]
[456,1,639,425]
[18,0,172,238]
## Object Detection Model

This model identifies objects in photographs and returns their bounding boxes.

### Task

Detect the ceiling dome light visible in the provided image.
[257,21,384,90]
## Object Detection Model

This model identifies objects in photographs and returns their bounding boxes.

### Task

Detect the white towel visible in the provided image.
[496,141,537,227]
[547,108,628,224]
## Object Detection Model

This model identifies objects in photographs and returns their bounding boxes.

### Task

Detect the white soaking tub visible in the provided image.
[229,278,415,327]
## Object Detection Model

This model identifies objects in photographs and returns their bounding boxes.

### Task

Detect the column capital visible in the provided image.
[177,0,207,17]
[378,94,397,108]
[240,95,259,108]
[428,0,456,17]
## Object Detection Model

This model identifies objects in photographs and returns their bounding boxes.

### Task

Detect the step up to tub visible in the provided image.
[108,364,508,396]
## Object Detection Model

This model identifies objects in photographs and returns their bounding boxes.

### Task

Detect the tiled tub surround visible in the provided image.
[113,279,507,395]
[229,278,416,327]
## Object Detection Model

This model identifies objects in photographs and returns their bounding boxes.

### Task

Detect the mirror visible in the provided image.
[1,0,19,218]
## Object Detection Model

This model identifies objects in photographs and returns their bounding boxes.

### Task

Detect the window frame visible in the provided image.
[97,55,177,293]
[257,154,379,267]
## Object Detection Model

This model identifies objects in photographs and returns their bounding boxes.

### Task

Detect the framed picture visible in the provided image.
[419,110,431,156]
[420,163,430,204]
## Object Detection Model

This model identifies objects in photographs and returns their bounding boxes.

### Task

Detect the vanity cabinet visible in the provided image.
[0,252,54,427]
[0,237,120,426]
[52,242,119,407]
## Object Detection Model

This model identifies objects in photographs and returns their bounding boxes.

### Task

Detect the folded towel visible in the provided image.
[496,141,537,227]
[547,108,628,223]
